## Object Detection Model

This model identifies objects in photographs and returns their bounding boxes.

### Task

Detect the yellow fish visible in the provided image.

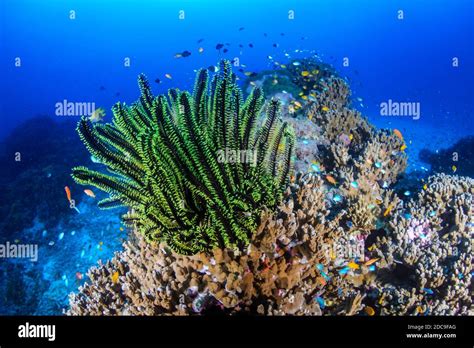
[293,101,302,108]
[312,69,319,75]
[348,261,359,270]
[365,306,375,316]
[88,108,106,123]
[383,204,393,217]
[367,245,375,252]
[299,92,304,96]
[378,294,385,305]
[349,134,354,140]
[400,144,407,151]
[321,106,329,112]
[111,271,119,284]
[165,73,172,79]
[452,165,457,173]
[423,184,428,190]
[301,70,310,77]
[301,95,308,100]
[416,306,424,314]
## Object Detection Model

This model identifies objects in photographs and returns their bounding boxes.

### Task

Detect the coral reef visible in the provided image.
[68,174,358,315]
[241,56,339,113]
[370,174,473,315]
[72,60,295,255]
[68,59,472,316]
[68,172,473,316]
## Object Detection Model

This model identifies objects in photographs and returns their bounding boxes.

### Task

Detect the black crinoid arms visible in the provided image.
[72,60,295,255]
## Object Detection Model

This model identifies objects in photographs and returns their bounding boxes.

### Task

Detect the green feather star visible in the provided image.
[72,60,295,255]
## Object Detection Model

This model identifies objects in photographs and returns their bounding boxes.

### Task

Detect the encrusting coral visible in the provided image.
[68,59,472,316]
[72,60,295,255]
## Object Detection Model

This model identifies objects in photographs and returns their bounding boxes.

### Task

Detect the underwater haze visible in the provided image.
[0,0,473,315]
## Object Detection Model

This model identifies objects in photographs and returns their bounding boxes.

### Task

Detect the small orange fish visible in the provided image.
[111,271,119,284]
[64,186,72,202]
[326,175,337,185]
[84,189,96,198]
[365,306,375,316]
[317,276,327,286]
[393,129,403,141]
[364,258,380,266]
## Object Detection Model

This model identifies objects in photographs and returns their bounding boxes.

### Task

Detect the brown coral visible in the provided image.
[68,62,472,317]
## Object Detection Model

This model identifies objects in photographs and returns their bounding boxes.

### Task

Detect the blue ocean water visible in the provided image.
[0,0,472,314]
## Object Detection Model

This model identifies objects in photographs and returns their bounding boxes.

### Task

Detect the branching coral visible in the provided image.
[369,174,473,315]
[72,60,295,255]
